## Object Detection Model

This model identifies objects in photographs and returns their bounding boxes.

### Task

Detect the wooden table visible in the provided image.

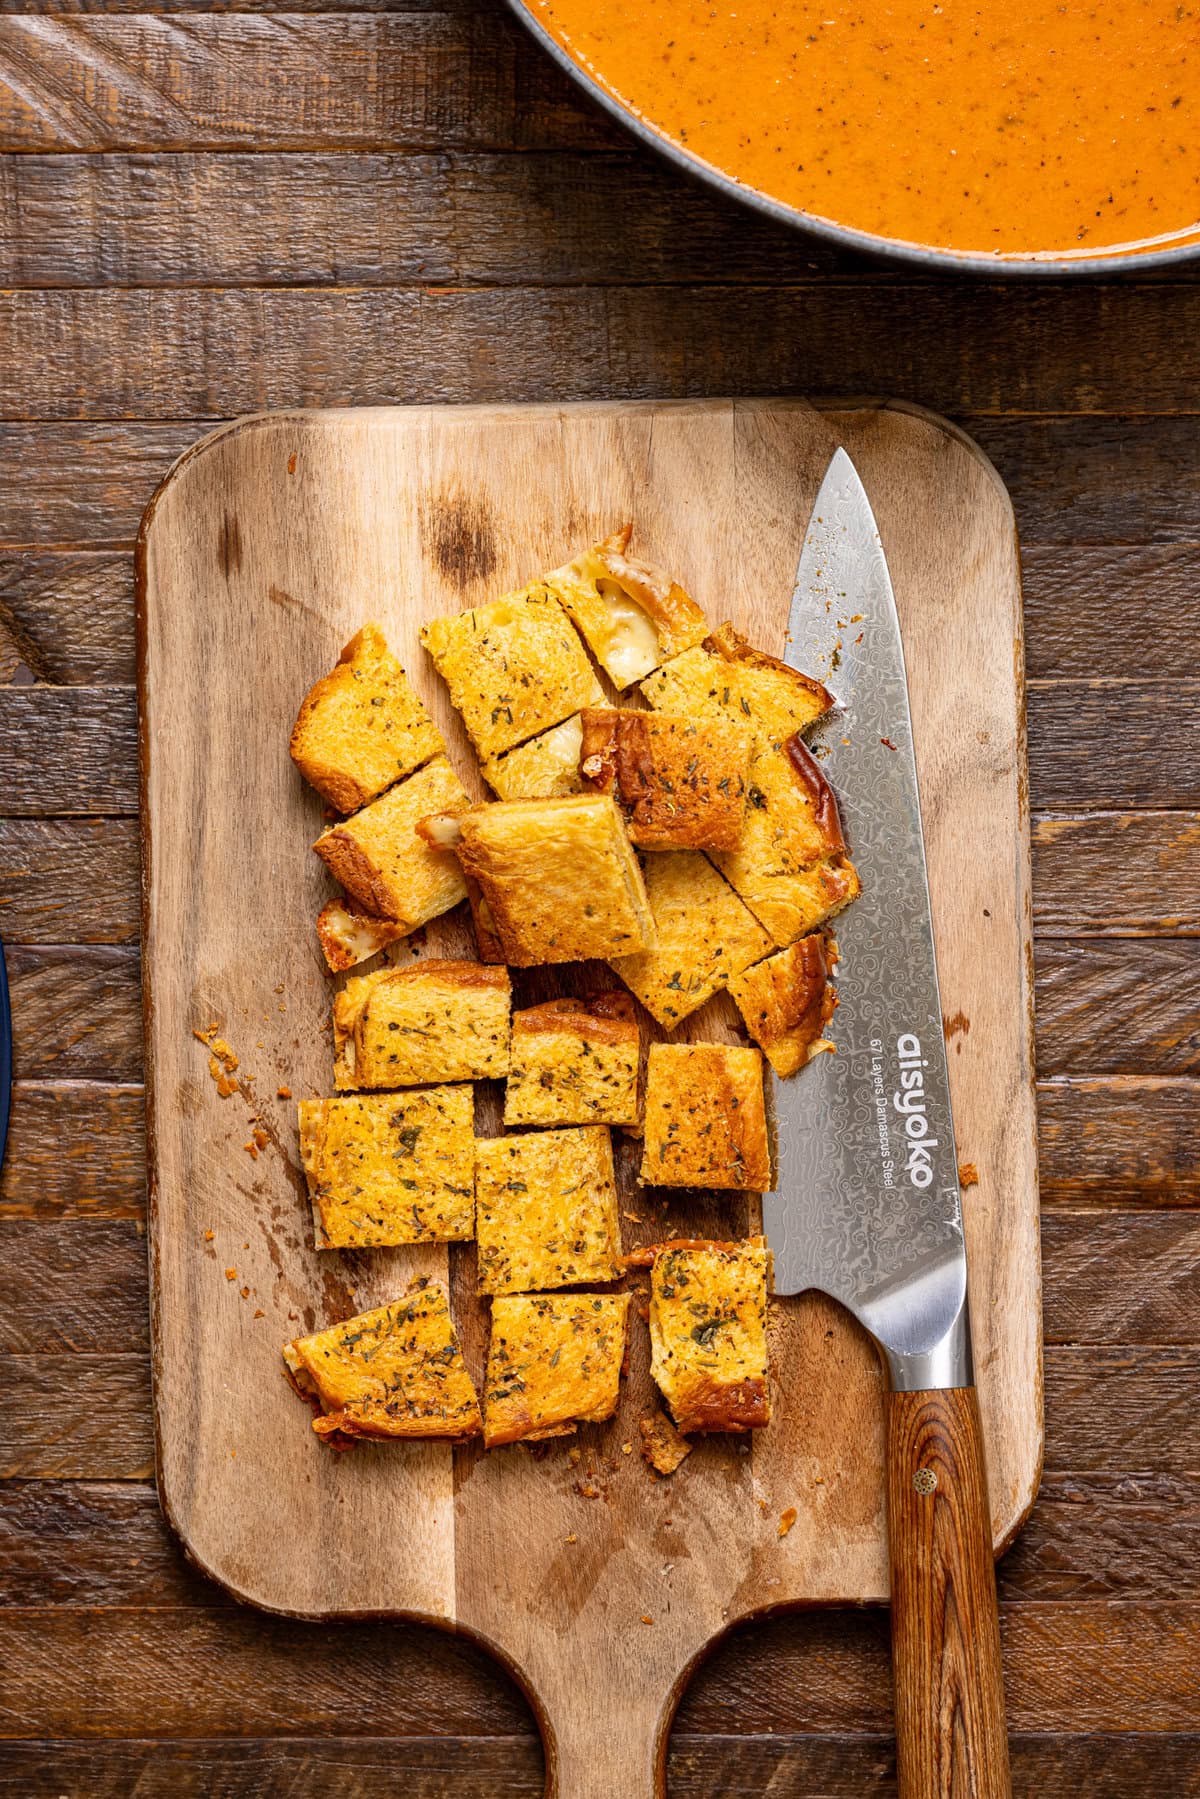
[0,4,1197,1792]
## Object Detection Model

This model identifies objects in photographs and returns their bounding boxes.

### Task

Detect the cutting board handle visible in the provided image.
[542,1685,669,1798]
[885,1384,1012,1799]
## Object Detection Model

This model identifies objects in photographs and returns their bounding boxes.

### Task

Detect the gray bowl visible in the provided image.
[506,0,1200,279]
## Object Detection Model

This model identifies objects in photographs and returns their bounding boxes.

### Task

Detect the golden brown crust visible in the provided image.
[283,1277,482,1444]
[475,1124,622,1295]
[312,756,470,927]
[333,959,511,1089]
[453,794,656,966]
[547,526,708,689]
[579,708,753,852]
[315,897,410,973]
[504,993,640,1128]
[609,849,771,1027]
[483,1292,630,1448]
[289,623,445,813]
[639,1042,772,1191]
[420,585,605,760]
[648,1239,771,1435]
[728,933,838,1077]
[639,621,832,745]
[298,1088,475,1249]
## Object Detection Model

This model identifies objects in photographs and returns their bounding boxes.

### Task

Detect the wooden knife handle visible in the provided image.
[885,1384,1012,1799]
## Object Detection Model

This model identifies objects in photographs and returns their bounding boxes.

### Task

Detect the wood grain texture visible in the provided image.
[137,399,1038,1791]
[0,553,134,684]
[1033,941,1200,1076]
[0,1083,145,1218]
[885,1387,1010,1799]
[9,284,1200,419]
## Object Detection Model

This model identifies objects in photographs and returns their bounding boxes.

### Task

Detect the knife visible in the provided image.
[767,449,1012,1798]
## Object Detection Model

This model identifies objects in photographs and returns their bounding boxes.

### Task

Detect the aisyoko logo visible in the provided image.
[892,1033,938,1190]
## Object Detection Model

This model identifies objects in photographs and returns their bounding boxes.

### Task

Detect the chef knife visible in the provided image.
[766,448,1011,1798]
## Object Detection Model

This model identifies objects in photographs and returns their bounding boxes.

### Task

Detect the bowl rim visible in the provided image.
[506,0,1200,280]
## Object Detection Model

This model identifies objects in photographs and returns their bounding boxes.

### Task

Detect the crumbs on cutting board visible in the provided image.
[959,1161,980,1188]
[778,1507,797,1539]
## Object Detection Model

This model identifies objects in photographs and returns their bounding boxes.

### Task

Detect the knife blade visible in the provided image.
[765,447,1012,1799]
[765,445,968,1389]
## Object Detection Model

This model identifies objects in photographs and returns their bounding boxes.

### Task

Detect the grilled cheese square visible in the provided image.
[640,1042,772,1191]
[283,1277,482,1444]
[579,709,753,852]
[546,525,707,689]
[420,585,605,761]
[299,1088,475,1248]
[289,623,445,814]
[712,736,861,946]
[313,755,470,927]
[480,713,590,801]
[333,959,511,1089]
[483,1293,630,1448]
[475,1125,622,1295]
[454,794,655,966]
[504,992,640,1127]
[729,934,838,1077]
[640,621,831,746]
[649,1239,771,1434]
[315,897,410,973]
[610,850,771,1027]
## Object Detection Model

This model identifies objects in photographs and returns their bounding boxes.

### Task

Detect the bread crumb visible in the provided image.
[240,1286,250,1299]
[640,1413,692,1477]
[959,1161,980,1188]
[277,1086,292,1099]
[243,1142,258,1158]
[621,1441,633,1456]
[204,1230,214,1242]
[640,1614,654,1625]
[225,1267,237,1281]
[252,1127,269,1150]
[568,1446,582,1467]
[575,1482,601,1499]
[564,1533,578,1545]
[254,1309,265,1319]
[778,1507,797,1539]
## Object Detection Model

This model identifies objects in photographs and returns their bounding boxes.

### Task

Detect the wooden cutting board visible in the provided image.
[138,397,1041,1797]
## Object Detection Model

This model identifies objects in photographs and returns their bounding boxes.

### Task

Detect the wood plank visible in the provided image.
[7,417,1200,553]
[2,1735,1199,1799]
[0,541,1191,690]
[1000,1474,1200,1603]
[10,285,1200,420]
[0,1353,153,1478]
[1041,1214,1200,1340]
[0,689,136,816]
[0,1083,144,1220]
[0,818,139,943]
[0,552,134,684]
[5,810,1197,943]
[1035,940,1200,1076]
[0,677,1192,818]
[0,13,614,154]
[0,152,845,290]
[7,945,141,1082]
[1037,1078,1200,1208]
[0,1479,221,1608]
[0,1220,147,1352]
[1031,812,1200,936]
[1021,545,1200,682]
[5,1600,1195,1736]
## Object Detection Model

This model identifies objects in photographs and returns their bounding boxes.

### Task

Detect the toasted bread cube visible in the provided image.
[333,959,511,1089]
[315,897,411,973]
[579,709,753,852]
[481,713,590,801]
[283,1277,481,1444]
[483,1293,629,1448]
[610,851,771,1027]
[504,992,639,1127]
[640,622,831,746]
[729,934,838,1077]
[420,586,605,761]
[453,794,655,966]
[546,525,707,689]
[313,755,470,928]
[640,1042,771,1190]
[649,1239,771,1433]
[290,623,445,814]
[712,736,861,946]
[299,1087,475,1248]
[475,1125,622,1295]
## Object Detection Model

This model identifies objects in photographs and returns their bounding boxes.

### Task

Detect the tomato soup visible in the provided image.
[527,0,1200,260]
